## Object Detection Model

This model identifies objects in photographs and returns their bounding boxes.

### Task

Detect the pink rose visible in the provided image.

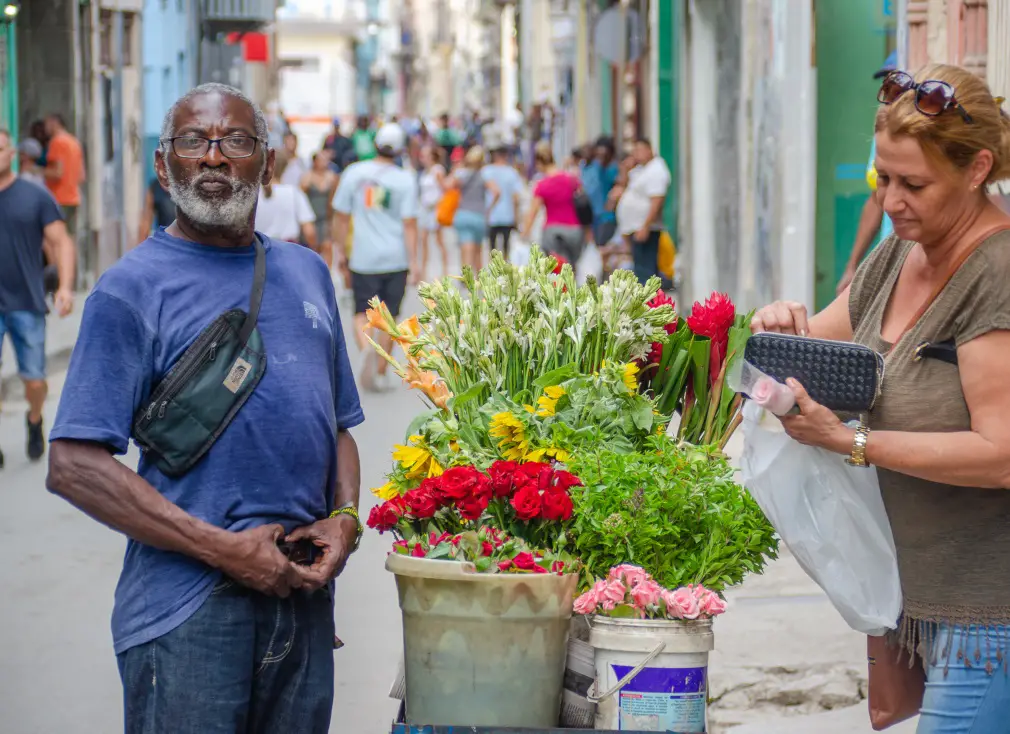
[574,590,599,615]
[694,586,728,617]
[601,598,617,612]
[608,564,650,588]
[630,579,663,609]
[601,580,628,607]
[751,376,795,416]
[666,588,701,620]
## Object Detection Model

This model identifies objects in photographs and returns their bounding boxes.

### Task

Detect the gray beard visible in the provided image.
[165,164,262,232]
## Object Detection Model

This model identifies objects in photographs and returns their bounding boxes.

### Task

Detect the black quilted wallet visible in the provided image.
[744,333,884,412]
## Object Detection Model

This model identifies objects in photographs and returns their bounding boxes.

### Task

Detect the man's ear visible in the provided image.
[262,148,276,186]
[154,149,170,191]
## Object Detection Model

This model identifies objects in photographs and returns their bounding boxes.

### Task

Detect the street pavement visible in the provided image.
[0,238,917,733]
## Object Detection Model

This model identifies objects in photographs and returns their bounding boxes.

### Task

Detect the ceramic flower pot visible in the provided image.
[386,553,578,727]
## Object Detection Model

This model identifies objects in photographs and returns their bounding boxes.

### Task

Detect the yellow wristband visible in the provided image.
[330,506,363,550]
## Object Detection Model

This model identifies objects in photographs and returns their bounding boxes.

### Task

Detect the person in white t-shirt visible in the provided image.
[255,154,318,248]
[614,138,670,284]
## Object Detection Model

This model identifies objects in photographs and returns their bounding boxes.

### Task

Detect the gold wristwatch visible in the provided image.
[329,503,363,551]
[845,424,871,467]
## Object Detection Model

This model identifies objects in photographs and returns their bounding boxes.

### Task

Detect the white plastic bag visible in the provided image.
[575,242,604,285]
[739,401,901,635]
[509,237,531,267]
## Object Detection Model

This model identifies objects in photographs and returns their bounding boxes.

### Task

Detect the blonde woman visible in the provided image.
[753,64,1010,731]
[444,145,500,273]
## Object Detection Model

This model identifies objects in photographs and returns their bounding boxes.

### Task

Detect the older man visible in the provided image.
[47,83,363,733]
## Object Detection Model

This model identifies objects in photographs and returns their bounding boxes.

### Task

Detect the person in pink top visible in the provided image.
[521,141,587,263]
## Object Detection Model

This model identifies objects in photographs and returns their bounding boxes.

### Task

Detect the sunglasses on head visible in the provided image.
[878,71,974,124]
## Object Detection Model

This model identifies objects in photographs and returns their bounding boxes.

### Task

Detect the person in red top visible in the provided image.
[43,113,85,242]
[520,141,587,264]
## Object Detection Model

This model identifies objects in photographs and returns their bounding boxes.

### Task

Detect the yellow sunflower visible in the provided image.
[392,434,444,479]
[526,445,571,463]
[535,385,566,417]
[622,362,641,393]
[370,481,401,500]
[489,412,530,462]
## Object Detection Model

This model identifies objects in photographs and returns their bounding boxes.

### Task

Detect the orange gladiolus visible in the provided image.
[365,306,390,334]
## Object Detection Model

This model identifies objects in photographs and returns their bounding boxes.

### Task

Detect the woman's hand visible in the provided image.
[779,379,853,455]
[750,300,811,335]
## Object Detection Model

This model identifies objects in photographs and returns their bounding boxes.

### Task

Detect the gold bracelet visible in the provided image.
[845,424,871,467]
[329,505,363,551]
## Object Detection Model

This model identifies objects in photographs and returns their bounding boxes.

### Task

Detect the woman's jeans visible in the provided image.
[918,623,1010,734]
[117,578,336,734]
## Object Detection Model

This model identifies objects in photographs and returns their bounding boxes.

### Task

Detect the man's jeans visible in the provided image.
[117,577,335,734]
[630,230,662,285]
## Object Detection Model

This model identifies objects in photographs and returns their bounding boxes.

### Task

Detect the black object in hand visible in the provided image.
[276,538,320,566]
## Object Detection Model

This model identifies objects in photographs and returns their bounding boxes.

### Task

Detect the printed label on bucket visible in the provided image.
[613,665,707,732]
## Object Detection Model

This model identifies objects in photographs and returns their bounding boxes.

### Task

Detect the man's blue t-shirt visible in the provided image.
[581,160,619,225]
[50,230,364,654]
[482,164,524,226]
[0,178,62,314]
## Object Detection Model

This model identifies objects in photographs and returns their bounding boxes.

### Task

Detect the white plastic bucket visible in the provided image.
[589,616,714,732]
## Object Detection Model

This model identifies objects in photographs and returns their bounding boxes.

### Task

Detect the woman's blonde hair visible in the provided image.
[463,145,485,169]
[875,64,1010,184]
[534,141,554,166]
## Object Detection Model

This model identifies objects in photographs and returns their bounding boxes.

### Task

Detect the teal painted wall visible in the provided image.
[1,20,17,148]
[656,0,680,235]
[814,0,895,309]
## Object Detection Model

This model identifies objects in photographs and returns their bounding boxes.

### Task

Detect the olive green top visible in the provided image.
[849,231,1010,656]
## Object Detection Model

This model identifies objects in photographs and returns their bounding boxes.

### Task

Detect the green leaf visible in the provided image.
[474,556,493,573]
[449,382,488,410]
[533,363,578,389]
[405,410,439,443]
[630,401,654,432]
[607,604,640,619]
[427,542,453,560]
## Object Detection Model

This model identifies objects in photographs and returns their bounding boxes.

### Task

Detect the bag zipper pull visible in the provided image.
[146,402,156,421]
[209,342,217,361]
[158,401,167,419]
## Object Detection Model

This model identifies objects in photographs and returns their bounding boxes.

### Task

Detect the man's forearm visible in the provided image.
[846,196,883,270]
[334,431,361,509]
[643,196,665,229]
[333,213,350,256]
[43,163,63,181]
[56,230,76,292]
[48,441,232,565]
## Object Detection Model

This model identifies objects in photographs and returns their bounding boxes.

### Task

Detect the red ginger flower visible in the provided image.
[686,292,736,382]
[647,290,677,364]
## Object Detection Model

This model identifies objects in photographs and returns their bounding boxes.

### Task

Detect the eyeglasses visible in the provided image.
[164,135,261,159]
[877,71,974,124]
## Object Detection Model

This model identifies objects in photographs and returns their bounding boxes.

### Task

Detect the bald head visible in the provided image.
[160,83,269,153]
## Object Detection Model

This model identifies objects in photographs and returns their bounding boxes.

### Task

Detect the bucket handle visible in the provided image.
[586,639,666,704]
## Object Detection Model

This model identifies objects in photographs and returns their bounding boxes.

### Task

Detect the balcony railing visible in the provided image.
[202,0,277,32]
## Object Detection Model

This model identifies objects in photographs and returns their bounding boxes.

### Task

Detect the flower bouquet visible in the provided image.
[644,291,754,449]
[574,564,727,620]
[367,459,582,573]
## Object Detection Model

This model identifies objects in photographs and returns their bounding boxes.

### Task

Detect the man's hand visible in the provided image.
[286,515,358,592]
[213,524,305,598]
[836,265,857,295]
[54,288,74,317]
[634,227,650,243]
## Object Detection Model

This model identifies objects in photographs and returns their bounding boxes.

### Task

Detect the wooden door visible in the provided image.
[949,0,988,78]
[908,0,929,71]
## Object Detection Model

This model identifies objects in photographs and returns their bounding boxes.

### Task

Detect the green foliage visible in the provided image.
[567,435,778,593]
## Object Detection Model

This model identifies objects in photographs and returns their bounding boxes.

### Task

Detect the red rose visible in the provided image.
[451,534,462,546]
[482,541,494,556]
[392,540,409,553]
[498,559,513,572]
[405,487,439,519]
[518,462,553,493]
[440,466,480,501]
[429,531,452,546]
[457,493,490,522]
[551,560,566,574]
[419,476,449,507]
[533,564,549,574]
[411,542,426,558]
[512,552,537,570]
[472,473,493,501]
[551,470,583,492]
[488,460,519,497]
[366,497,406,533]
[541,489,574,522]
[511,485,542,520]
